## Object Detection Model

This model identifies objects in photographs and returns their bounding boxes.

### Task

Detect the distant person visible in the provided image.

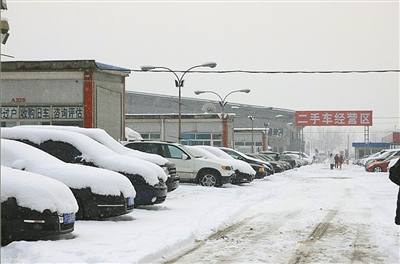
[338,155,344,169]
[274,154,280,161]
[334,154,339,168]
[329,154,335,170]
[389,158,400,225]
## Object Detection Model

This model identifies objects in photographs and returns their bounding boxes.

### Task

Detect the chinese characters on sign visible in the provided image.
[1,106,84,120]
[295,110,373,126]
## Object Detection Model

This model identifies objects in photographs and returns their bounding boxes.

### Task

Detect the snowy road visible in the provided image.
[1,163,399,263]
[166,172,386,263]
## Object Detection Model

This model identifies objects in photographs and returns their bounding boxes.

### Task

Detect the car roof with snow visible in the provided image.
[1,165,78,214]
[1,138,136,198]
[17,125,169,166]
[1,127,166,185]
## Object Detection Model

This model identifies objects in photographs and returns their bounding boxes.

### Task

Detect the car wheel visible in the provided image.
[373,166,383,172]
[199,170,219,187]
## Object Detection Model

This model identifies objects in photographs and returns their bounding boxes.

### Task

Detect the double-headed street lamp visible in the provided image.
[194,89,250,147]
[141,62,217,143]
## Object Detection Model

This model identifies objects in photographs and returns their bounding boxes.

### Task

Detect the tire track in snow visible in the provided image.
[288,209,338,264]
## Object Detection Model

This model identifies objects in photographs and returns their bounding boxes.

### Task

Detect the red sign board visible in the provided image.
[295,110,373,126]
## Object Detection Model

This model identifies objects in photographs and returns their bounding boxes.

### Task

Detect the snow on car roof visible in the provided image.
[1,139,136,198]
[18,125,169,166]
[1,127,165,185]
[188,146,256,175]
[1,165,78,214]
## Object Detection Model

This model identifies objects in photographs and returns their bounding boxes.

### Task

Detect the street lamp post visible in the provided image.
[248,115,256,153]
[194,89,250,147]
[141,62,217,143]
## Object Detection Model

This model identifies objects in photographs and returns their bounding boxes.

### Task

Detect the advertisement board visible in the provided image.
[295,110,373,126]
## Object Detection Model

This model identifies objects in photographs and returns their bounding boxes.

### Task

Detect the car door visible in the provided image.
[163,145,195,180]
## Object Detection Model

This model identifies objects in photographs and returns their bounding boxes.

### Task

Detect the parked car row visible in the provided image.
[354,148,400,172]
[1,125,311,245]
[2,126,178,244]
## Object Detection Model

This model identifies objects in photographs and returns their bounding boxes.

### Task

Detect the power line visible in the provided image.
[131,69,400,74]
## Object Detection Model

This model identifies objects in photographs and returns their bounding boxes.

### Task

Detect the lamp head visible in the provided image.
[194,91,205,95]
[140,65,156,71]
[240,89,251,93]
[201,62,217,68]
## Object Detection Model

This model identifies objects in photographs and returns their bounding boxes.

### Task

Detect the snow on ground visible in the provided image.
[1,163,399,263]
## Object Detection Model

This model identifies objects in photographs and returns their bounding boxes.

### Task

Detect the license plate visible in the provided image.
[63,213,75,224]
[127,197,134,207]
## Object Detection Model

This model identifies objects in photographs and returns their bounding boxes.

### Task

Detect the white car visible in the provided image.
[1,165,77,245]
[123,141,236,187]
[187,146,255,184]
[2,138,136,220]
[1,127,168,207]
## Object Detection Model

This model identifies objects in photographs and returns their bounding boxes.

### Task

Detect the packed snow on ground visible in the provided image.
[1,163,399,263]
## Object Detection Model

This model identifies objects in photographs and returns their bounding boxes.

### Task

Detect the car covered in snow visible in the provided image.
[16,125,179,192]
[124,141,235,187]
[1,127,168,207]
[1,166,77,246]
[1,139,136,220]
[219,147,273,177]
[365,155,399,172]
[187,146,256,184]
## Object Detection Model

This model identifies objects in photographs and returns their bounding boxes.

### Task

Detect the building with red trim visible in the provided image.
[1,60,130,140]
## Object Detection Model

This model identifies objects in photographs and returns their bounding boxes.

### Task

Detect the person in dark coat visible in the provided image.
[334,154,339,168]
[389,158,400,225]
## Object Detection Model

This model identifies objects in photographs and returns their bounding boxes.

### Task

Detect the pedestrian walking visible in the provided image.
[338,155,344,169]
[329,154,335,170]
[334,154,339,168]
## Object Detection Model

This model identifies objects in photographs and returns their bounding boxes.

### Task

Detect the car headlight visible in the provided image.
[221,165,233,171]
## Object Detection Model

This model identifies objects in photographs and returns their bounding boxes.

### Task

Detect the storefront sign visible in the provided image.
[1,106,84,120]
[295,110,373,126]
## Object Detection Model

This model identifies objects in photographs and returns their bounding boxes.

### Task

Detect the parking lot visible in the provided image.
[2,163,399,263]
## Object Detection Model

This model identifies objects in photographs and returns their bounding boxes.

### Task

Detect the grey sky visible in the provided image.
[1,1,399,137]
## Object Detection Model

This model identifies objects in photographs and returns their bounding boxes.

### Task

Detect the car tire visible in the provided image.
[373,166,383,172]
[198,170,220,187]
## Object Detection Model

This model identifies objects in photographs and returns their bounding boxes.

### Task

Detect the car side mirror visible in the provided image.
[181,154,189,160]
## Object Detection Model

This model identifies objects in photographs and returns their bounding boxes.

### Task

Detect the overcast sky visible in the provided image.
[1,0,399,137]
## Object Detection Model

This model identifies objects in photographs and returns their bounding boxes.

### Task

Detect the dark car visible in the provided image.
[1,127,168,207]
[219,147,273,178]
[1,166,77,246]
[17,125,180,192]
[2,139,136,220]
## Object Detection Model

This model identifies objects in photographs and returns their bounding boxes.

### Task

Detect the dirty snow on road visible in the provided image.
[1,163,399,263]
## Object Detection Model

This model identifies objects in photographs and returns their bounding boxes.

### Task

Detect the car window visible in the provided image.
[166,145,185,159]
[39,140,82,163]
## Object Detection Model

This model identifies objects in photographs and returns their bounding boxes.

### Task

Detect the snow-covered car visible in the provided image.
[194,145,267,179]
[282,151,313,164]
[15,125,179,192]
[219,147,273,177]
[187,146,255,184]
[1,127,168,207]
[1,166,77,246]
[1,139,136,220]
[245,153,285,173]
[123,141,235,187]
